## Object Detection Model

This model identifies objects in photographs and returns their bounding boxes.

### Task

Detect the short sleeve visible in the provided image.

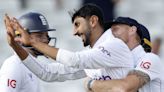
[135,53,162,80]
[0,56,22,92]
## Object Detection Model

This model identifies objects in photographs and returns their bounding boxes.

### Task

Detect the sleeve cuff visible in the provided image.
[134,68,152,80]
[22,53,33,64]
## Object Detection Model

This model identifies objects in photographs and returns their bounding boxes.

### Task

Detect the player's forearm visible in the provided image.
[127,70,150,90]
[92,80,112,92]
[31,41,58,60]
[11,43,29,60]
[92,75,145,92]
[122,75,141,92]
[23,54,86,82]
[91,79,128,92]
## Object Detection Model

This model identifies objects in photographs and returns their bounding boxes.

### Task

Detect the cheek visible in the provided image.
[114,31,123,37]
[81,23,90,33]
[115,31,127,41]
[117,29,127,37]
[121,32,129,42]
[41,36,49,43]
[35,36,49,43]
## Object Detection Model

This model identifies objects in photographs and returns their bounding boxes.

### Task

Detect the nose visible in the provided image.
[73,29,78,36]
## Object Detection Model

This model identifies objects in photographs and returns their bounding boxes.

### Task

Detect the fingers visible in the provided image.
[4,14,10,26]
[7,31,14,40]
[4,14,11,30]
[4,14,31,46]
[7,30,15,46]
[14,37,22,44]
[12,17,25,34]
[4,14,15,37]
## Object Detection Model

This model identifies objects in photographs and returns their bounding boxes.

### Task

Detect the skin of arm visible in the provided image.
[90,70,150,92]
[30,41,59,60]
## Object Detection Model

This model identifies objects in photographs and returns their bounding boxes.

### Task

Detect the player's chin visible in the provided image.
[83,41,89,47]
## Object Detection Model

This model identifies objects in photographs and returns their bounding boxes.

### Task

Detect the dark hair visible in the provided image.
[71,4,104,28]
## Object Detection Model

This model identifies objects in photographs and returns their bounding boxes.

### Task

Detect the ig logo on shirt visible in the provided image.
[8,79,16,88]
[140,61,151,69]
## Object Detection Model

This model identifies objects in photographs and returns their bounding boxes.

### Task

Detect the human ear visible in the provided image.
[131,26,137,31]
[89,15,98,28]
[129,26,137,36]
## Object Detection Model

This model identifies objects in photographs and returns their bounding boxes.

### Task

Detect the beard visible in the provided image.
[83,28,92,47]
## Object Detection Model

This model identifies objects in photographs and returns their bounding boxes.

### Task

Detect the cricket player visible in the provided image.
[0,12,87,92]
[0,12,56,92]
[5,4,134,84]
[86,17,164,92]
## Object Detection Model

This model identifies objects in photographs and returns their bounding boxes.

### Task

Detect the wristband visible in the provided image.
[87,79,95,91]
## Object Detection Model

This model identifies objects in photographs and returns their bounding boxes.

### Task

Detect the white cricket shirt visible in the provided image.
[135,53,164,92]
[22,29,134,81]
[0,55,40,92]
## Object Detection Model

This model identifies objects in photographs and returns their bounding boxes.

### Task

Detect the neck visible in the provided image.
[127,39,140,51]
[90,26,104,48]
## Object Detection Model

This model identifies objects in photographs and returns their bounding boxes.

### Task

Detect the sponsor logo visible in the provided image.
[98,46,111,57]
[140,61,151,69]
[8,79,16,88]
[93,75,111,80]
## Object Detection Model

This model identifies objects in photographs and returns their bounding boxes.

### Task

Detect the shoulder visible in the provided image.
[143,53,161,63]
[136,53,162,72]
[135,53,163,80]
[103,37,130,53]
[102,37,128,47]
[0,55,22,73]
[2,55,20,67]
[97,37,132,59]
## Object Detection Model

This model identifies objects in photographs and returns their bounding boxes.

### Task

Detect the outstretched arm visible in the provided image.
[87,70,150,92]
[22,54,87,82]
[5,15,132,70]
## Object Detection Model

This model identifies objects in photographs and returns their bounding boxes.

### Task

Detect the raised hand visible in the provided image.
[4,14,29,60]
[4,14,17,47]
[12,17,31,46]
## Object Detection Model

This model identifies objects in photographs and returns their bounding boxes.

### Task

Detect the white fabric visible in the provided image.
[131,45,146,67]
[0,55,40,92]
[22,29,134,81]
[23,54,86,82]
[135,53,164,92]
[57,29,133,69]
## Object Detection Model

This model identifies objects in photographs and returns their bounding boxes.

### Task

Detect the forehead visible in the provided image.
[73,17,86,23]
